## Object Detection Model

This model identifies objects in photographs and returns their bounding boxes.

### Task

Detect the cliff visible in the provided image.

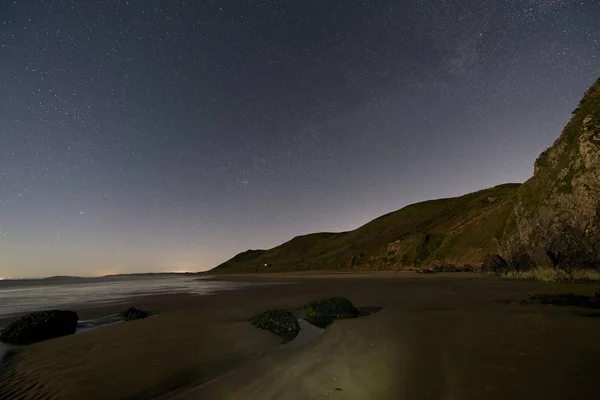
[501,77,600,271]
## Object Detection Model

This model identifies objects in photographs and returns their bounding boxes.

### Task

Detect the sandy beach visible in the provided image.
[1,273,600,399]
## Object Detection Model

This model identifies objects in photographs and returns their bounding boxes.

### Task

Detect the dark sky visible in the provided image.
[1,0,598,278]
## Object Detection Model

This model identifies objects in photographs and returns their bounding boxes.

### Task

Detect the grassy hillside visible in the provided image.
[212,77,600,275]
[212,183,520,273]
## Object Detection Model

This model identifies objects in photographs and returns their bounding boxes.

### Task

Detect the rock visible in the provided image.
[426,264,478,273]
[592,291,600,308]
[433,264,459,273]
[0,310,79,345]
[302,297,359,326]
[120,307,150,321]
[521,292,600,308]
[251,310,300,334]
[501,77,600,272]
[416,269,436,274]
[482,254,509,274]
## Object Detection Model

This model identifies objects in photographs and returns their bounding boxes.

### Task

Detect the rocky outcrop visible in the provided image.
[0,310,79,345]
[481,254,509,274]
[251,310,300,334]
[501,78,600,271]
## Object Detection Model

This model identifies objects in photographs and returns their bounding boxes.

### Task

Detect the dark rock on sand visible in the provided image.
[302,297,359,326]
[251,310,300,334]
[482,254,509,274]
[120,307,150,321]
[416,269,436,274]
[433,264,460,273]
[520,292,600,308]
[0,310,79,345]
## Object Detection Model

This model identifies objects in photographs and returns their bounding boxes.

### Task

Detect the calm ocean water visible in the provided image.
[0,275,259,322]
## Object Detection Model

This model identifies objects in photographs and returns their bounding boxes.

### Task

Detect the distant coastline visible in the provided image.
[0,272,203,284]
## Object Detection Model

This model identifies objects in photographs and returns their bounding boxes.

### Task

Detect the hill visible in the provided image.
[214,183,520,273]
[212,76,600,274]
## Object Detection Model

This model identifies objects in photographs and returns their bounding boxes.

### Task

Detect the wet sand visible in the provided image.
[1,273,600,399]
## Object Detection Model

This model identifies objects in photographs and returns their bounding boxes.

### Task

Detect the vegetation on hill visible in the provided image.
[213,184,520,273]
[212,76,600,276]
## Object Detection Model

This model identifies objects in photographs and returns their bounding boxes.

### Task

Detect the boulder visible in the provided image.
[416,269,436,274]
[433,264,459,273]
[0,310,79,345]
[482,254,509,274]
[120,307,150,321]
[251,310,300,334]
[302,297,359,326]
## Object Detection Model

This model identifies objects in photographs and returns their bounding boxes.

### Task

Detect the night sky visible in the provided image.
[1,0,598,278]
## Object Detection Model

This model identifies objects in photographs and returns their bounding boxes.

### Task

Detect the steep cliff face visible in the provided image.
[501,78,600,271]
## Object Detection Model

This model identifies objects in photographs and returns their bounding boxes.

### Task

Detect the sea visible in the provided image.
[0,274,259,323]
[0,274,270,367]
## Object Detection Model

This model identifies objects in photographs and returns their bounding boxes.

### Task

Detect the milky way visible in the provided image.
[1,0,598,277]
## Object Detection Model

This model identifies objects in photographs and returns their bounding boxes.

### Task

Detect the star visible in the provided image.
[0,0,597,278]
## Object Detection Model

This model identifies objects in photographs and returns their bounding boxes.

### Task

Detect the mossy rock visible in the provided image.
[251,310,300,334]
[301,297,359,326]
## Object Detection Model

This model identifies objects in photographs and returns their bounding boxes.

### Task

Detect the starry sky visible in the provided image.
[0,0,598,278]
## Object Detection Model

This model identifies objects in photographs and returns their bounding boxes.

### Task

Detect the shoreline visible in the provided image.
[0,292,196,327]
[0,277,283,326]
[2,273,600,399]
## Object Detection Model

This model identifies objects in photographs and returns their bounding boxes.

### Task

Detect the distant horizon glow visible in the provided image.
[0,270,201,280]
[1,1,599,278]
